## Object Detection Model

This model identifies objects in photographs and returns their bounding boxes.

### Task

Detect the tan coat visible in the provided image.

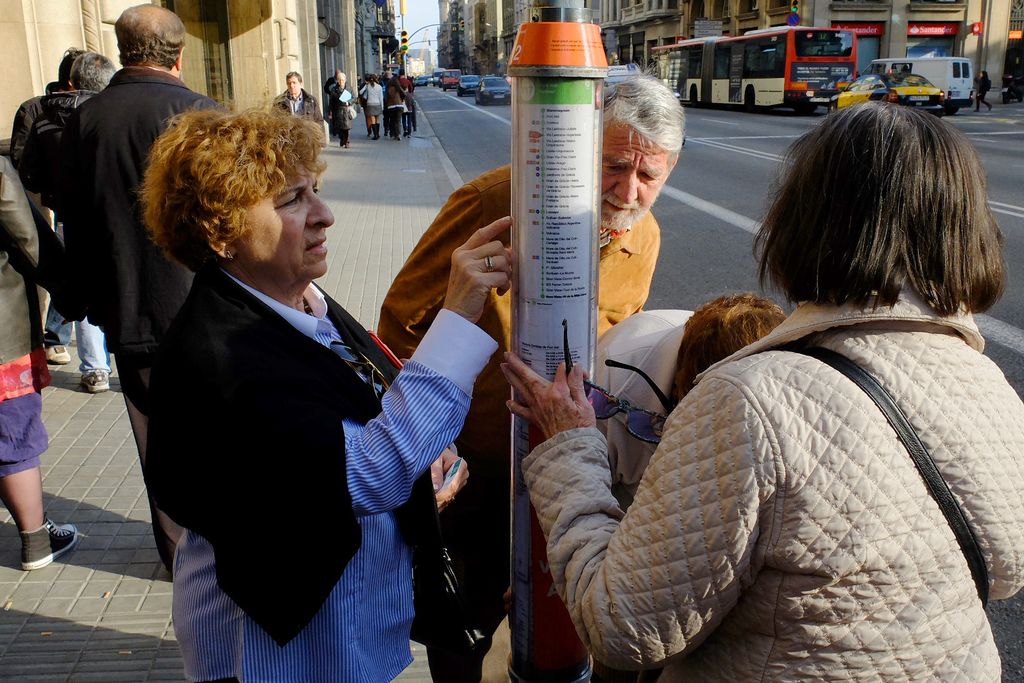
[378,164,660,475]
[524,292,1024,681]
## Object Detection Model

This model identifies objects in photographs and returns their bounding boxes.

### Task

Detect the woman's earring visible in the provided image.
[223,250,233,260]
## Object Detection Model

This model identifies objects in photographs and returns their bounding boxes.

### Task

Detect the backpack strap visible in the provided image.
[789,346,990,607]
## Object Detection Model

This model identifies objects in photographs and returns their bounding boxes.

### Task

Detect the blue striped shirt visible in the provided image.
[173,279,497,682]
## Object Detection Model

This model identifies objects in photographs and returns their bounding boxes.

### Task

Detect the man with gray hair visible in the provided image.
[58,4,217,573]
[378,72,684,682]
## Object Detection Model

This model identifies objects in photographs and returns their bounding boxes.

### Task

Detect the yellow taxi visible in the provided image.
[829,73,945,115]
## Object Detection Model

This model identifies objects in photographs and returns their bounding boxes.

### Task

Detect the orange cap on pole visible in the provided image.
[509,22,608,70]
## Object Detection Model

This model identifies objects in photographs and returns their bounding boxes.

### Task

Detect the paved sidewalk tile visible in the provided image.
[0,112,460,680]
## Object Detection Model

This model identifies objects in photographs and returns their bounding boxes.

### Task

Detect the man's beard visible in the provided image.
[601,192,649,233]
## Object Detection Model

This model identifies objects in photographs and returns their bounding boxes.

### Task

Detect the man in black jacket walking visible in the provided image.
[59,3,217,572]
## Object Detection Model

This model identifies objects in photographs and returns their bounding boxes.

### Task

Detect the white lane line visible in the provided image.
[659,186,760,234]
[423,108,469,114]
[992,206,1024,219]
[445,95,512,126]
[686,138,783,162]
[702,118,741,126]
[965,131,1024,136]
[990,200,1024,212]
[683,140,1020,221]
[689,135,801,141]
[976,315,1024,356]
[658,186,1024,356]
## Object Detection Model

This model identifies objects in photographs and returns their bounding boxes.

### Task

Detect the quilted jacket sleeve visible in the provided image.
[522,375,779,669]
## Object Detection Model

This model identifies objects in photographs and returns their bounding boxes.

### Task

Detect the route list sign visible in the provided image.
[512,77,600,377]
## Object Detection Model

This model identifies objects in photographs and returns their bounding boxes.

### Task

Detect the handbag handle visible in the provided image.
[790,346,990,606]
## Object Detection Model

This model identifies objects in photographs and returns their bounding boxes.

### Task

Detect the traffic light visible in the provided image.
[790,0,799,12]
[451,23,456,33]
[460,19,465,32]
[400,30,409,52]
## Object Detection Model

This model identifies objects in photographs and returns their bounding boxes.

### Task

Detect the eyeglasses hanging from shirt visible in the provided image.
[329,340,389,401]
[562,320,676,444]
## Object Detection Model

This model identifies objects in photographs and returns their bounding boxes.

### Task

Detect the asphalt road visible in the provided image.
[416,84,1024,680]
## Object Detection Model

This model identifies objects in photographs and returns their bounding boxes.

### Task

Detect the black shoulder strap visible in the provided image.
[791,346,990,607]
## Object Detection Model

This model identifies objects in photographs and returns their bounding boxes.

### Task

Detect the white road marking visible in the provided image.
[686,138,784,162]
[689,135,801,140]
[445,95,512,126]
[991,201,1024,211]
[966,131,1024,136]
[423,108,470,114]
[702,118,741,126]
[684,138,1020,220]
[657,186,1024,356]
[992,206,1024,219]
[659,186,760,234]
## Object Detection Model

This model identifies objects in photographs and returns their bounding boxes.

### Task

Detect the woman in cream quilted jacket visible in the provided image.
[502,104,1024,681]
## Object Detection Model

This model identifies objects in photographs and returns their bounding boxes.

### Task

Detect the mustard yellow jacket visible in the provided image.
[378,164,660,476]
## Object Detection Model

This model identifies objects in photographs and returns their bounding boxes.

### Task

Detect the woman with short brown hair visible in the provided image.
[757,102,1003,315]
[504,103,1024,681]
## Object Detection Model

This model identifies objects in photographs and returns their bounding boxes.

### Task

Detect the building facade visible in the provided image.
[599,0,1018,82]
[2,0,323,139]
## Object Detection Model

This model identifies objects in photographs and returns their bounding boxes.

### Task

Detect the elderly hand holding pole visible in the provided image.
[501,353,596,441]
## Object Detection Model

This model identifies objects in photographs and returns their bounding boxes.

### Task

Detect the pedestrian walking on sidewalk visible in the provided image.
[360,74,383,139]
[399,68,416,137]
[141,107,512,682]
[273,71,324,125]
[326,69,355,149]
[385,73,406,141]
[0,158,79,572]
[975,70,992,111]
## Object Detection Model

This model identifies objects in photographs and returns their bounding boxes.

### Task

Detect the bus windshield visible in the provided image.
[794,31,854,57]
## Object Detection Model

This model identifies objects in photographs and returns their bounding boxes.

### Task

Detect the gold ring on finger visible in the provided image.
[484,255,494,272]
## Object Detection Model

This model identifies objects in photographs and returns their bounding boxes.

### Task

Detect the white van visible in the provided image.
[867,57,974,114]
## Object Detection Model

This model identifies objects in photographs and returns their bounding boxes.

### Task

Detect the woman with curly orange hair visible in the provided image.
[141,108,511,681]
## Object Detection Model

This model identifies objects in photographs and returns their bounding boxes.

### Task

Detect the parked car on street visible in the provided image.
[475,76,511,105]
[440,69,462,91]
[457,74,481,97]
[830,73,944,116]
[414,75,429,86]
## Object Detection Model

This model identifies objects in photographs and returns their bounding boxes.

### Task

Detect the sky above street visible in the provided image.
[398,1,441,65]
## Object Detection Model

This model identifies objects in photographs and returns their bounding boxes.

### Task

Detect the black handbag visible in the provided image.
[791,346,990,606]
[408,490,491,656]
